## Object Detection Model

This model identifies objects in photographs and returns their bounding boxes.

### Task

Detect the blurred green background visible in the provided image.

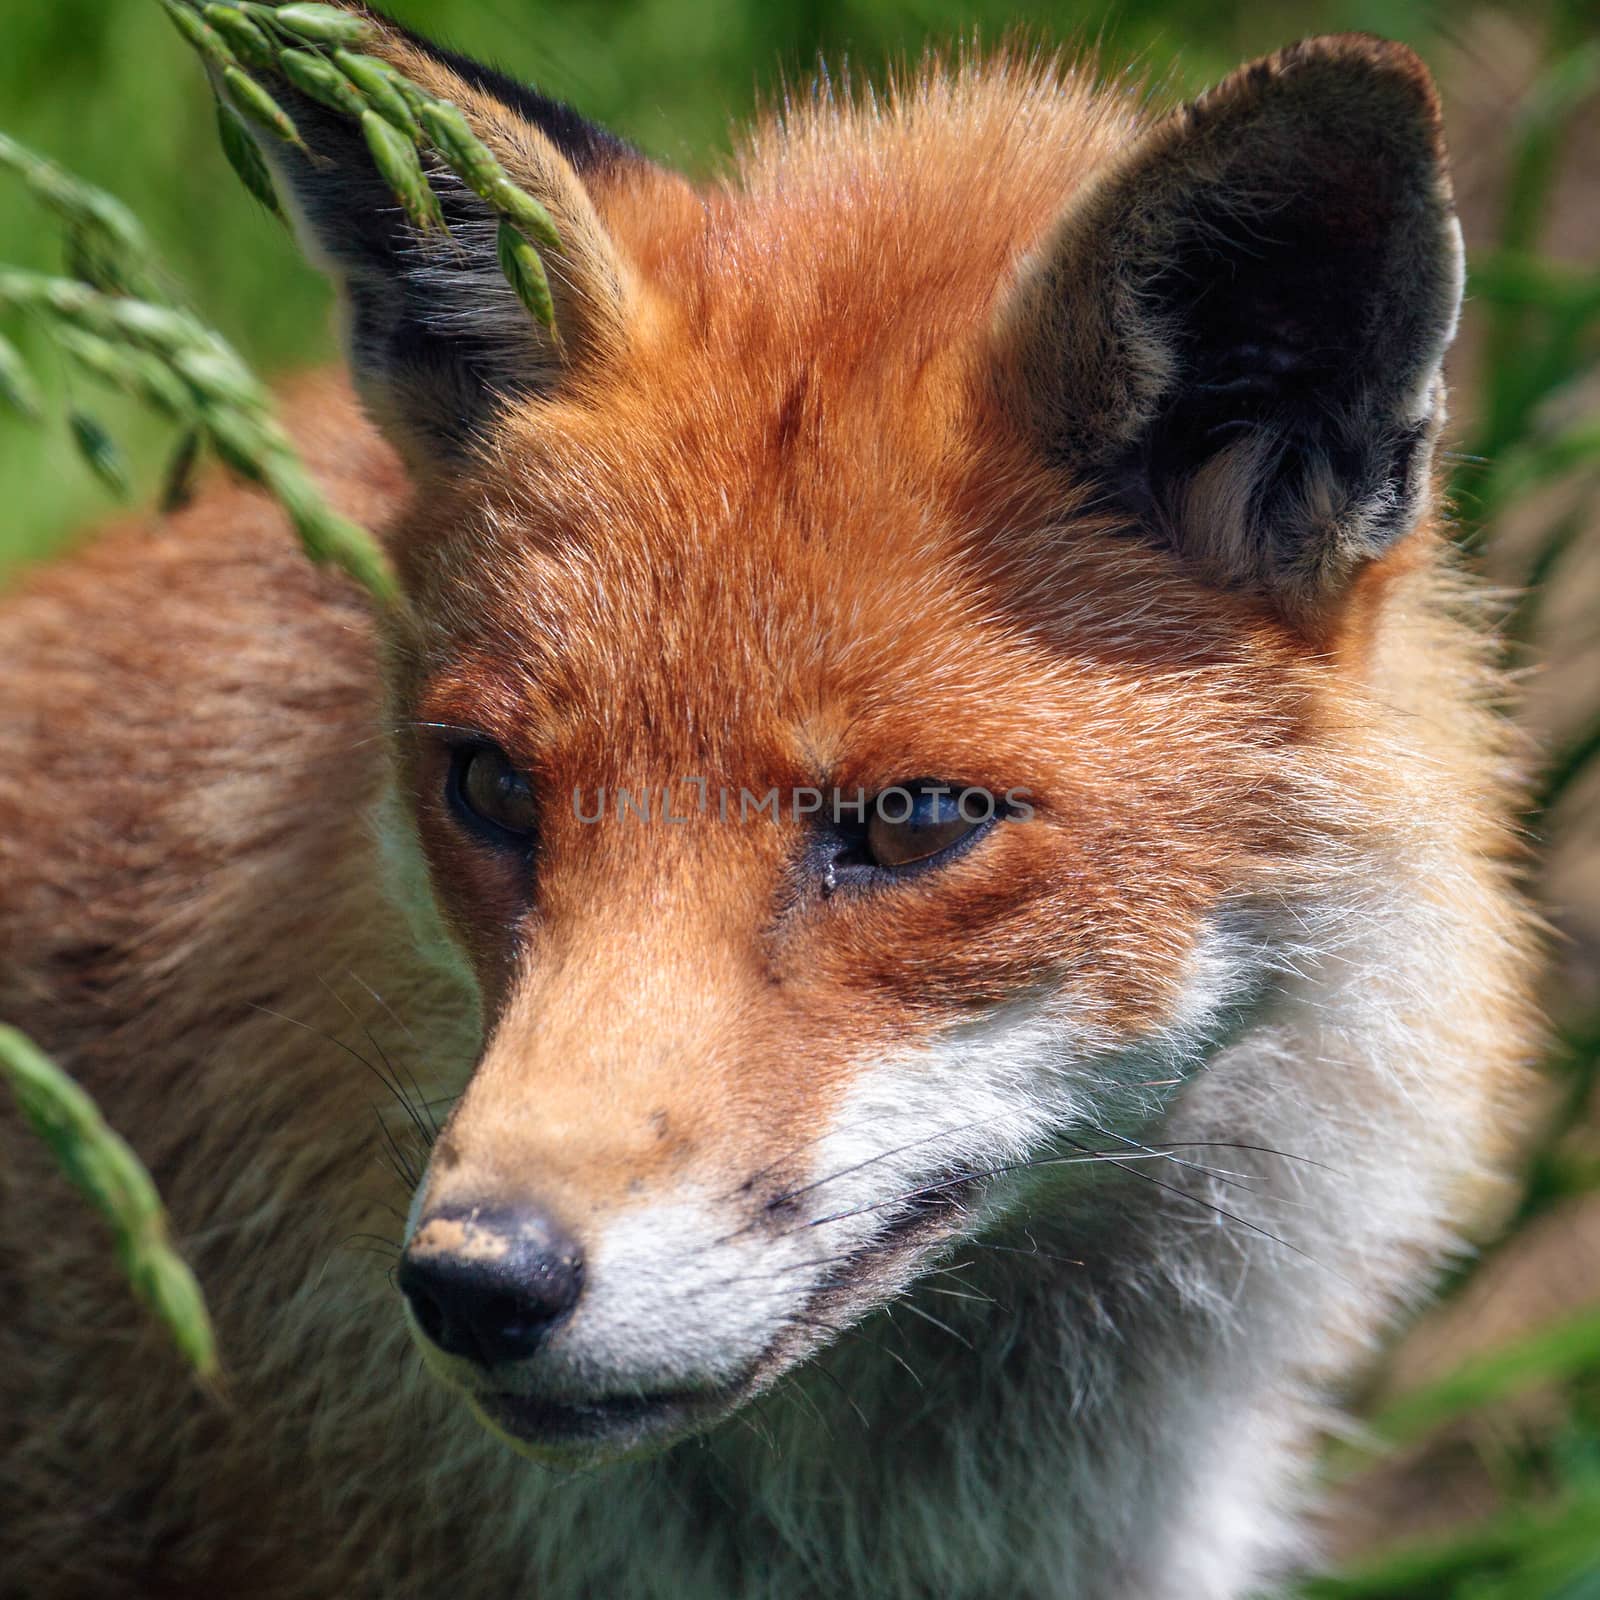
[2,1,1599,1594]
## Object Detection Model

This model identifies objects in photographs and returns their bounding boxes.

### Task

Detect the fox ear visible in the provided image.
[997,35,1463,617]
[237,9,642,466]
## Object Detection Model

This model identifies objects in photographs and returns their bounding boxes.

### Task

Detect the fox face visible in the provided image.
[250,23,1464,1459]
[391,439,1316,1456]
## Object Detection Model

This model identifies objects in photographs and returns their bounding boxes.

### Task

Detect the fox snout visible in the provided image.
[389,952,843,1459]
[399,1204,584,1368]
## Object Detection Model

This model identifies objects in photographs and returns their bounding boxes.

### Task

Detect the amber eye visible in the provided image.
[865,783,994,870]
[449,744,538,844]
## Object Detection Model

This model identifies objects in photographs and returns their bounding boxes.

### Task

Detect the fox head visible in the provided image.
[249,13,1463,1459]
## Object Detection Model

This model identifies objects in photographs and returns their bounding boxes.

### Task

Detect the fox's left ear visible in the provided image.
[228,6,658,470]
[996,35,1463,617]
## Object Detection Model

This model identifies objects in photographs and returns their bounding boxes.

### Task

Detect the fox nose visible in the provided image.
[398,1204,584,1367]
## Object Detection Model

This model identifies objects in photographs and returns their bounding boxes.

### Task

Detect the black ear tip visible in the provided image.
[1274,31,1436,79]
[1174,32,1454,231]
[1196,33,1447,150]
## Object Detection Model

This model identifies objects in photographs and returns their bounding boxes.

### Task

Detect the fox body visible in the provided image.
[0,14,1538,1600]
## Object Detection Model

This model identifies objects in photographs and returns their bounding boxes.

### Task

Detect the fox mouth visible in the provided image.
[468,1383,741,1459]
[442,1185,978,1460]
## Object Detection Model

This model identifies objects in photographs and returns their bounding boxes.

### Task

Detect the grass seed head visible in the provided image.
[106,298,214,354]
[56,326,193,418]
[64,230,130,297]
[414,104,561,263]
[269,2,376,45]
[173,345,268,411]
[216,98,284,216]
[2,124,402,618]
[0,133,155,273]
[202,404,274,484]
[497,217,557,335]
[333,51,421,140]
[389,72,433,120]
[417,100,507,204]
[0,269,105,331]
[493,182,562,253]
[360,110,443,233]
[157,0,240,71]
[222,65,305,150]
[63,227,164,305]
[278,47,368,120]
[133,1251,221,1383]
[0,1027,153,1224]
[201,4,277,69]
[0,1026,220,1384]
[160,427,204,512]
[264,452,399,601]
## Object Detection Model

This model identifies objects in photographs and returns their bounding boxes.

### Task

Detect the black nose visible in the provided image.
[398,1204,584,1367]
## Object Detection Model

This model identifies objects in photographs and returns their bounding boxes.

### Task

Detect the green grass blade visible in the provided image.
[0,1025,220,1383]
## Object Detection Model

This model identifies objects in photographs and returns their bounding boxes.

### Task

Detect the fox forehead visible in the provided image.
[407,519,1312,790]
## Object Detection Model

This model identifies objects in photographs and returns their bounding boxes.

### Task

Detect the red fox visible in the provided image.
[0,9,1540,1598]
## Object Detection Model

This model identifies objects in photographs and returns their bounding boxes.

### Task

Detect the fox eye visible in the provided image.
[449,744,537,844]
[866,783,993,870]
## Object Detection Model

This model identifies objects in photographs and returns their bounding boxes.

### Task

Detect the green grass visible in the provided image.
[3,0,1599,1593]
[0,1026,219,1384]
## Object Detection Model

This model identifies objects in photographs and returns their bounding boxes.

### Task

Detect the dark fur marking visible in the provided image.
[1019,38,1461,611]
[249,11,636,457]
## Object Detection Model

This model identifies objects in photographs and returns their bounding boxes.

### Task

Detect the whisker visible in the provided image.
[1078,1122,1301,1196]
[775,1358,837,1440]
[761,1108,1034,1211]
[395,1321,414,1389]
[809,1357,871,1431]
[356,719,494,751]
[1157,1140,1341,1176]
[372,1105,421,1189]
[1061,1139,1340,1278]
[344,969,446,1142]
[342,1231,401,1254]
[712,1124,871,1205]
[797,1147,1153,1234]
[919,1283,997,1305]
[773,1138,1338,1281]
[733,1404,780,1459]
[345,1241,404,1262]
[796,1136,1331,1241]
[702,1251,864,1288]
[369,1143,417,1201]
[319,975,436,1154]
[968,1233,1086,1270]
[873,1331,927,1390]
[896,1298,974,1351]
[248,1001,429,1164]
